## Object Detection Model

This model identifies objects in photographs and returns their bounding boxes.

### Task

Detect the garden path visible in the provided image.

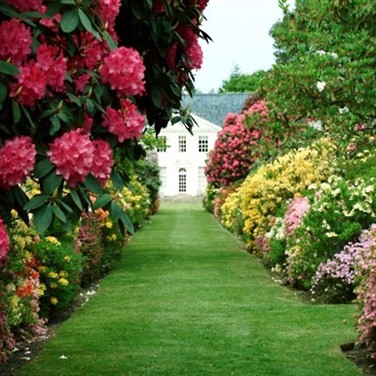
[19,200,361,375]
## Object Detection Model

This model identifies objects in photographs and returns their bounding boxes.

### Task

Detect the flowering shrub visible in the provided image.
[32,237,84,318]
[220,138,336,248]
[0,0,210,248]
[205,100,270,187]
[286,176,376,289]
[354,224,376,358]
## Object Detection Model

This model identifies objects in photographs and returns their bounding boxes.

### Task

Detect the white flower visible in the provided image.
[339,106,349,114]
[317,81,326,92]
[59,355,68,360]
[316,50,326,55]
[330,52,339,58]
[308,119,323,131]
[326,232,338,238]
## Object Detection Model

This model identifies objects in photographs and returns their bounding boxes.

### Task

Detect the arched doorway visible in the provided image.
[178,168,187,193]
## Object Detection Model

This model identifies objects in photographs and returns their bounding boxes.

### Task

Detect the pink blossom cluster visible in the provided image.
[0,217,10,264]
[0,18,32,65]
[102,99,145,142]
[47,130,113,188]
[244,100,270,121]
[206,101,271,187]
[354,224,376,357]
[177,25,203,70]
[284,196,310,237]
[100,47,145,97]
[96,0,120,36]
[0,136,36,190]
[72,32,105,71]
[4,0,43,12]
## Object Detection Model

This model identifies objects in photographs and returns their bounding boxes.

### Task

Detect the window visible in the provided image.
[178,136,186,152]
[198,136,208,152]
[157,136,167,152]
[198,167,206,194]
[178,168,187,193]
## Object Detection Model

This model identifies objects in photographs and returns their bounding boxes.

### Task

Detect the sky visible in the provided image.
[194,0,288,93]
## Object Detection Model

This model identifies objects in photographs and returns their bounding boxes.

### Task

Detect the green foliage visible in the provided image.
[219,66,267,93]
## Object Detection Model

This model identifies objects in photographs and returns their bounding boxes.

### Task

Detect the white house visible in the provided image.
[157,114,220,197]
[156,93,250,197]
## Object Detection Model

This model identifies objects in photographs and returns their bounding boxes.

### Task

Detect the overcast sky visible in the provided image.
[194,0,288,93]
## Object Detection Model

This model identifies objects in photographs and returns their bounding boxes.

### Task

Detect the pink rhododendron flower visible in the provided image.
[39,8,62,32]
[47,130,95,188]
[102,99,145,142]
[82,113,93,133]
[72,32,105,71]
[36,44,67,92]
[96,0,120,30]
[185,40,203,70]
[0,217,10,264]
[0,136,36,190]
[0,19,32,65]
[284,196,309,237]
[10,61,47,106]
[90,140,113,187]
[4,0,43,12]
[165,44,178,69]
[74,73,91,94]
[100,47,145,97]
[153,0,172,13]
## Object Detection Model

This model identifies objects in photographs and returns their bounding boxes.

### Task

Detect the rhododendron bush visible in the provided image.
[0,0,210,244]
[205,100,270,187]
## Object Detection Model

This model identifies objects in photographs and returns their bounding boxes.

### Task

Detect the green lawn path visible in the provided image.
[20,201,362,375]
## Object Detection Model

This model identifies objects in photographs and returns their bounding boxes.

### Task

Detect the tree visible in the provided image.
[0,0,211,250]
[219,65,267,93]
[260,0,376,150]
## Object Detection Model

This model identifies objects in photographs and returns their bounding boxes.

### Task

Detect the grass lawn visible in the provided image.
[19,200,361,375]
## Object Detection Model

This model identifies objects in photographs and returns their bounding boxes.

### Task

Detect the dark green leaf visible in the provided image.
[50,115,61,135]
[57,199,73,214]
[83,174,102,195]
[0,83,8,104]
[24,195,50,211]
[34,158,55,178]
[120,212,134,234]
[70,189,83,210]
[86,98,95,114]
[0,61,19,76]
[92,193,112,210]
[12,101,21,124]
[46,0,62,17]
[52,203,67,222]
[78,9,93,33]
[61,8,79,33]
[42,171,63,195]
[67,92,82,107]
[33,205,53,233]
[111,169,124,190]
[110,201,122,220]
[102,30,117,50]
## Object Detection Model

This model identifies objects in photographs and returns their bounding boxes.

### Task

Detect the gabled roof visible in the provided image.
[182,93,250,127]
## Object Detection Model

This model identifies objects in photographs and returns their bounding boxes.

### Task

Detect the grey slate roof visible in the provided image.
[182,93,250,127]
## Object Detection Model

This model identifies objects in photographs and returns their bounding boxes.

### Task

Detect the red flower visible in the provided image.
[0,136,36,190]
[0,217,10,264]
[100,47,145,97]
[153,0,172,13]
[96,0,121,30]
[36,44,67,92]
[72,32,105,71]
[0,18,32,65]
[186,40,203,70]
[47,130,95,188]
[102,99,145,142]
[4,0,43,12]
[90,140,114,187]
[10,61,47,106]
[74,73,91,94]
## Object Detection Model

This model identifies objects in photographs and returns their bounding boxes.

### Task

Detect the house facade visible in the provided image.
[157,93,249,197]
[157,114,220,197]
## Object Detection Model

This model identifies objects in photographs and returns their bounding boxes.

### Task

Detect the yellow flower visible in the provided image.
[64,255,71,262]
[48,271,59,279]
[58,277,69,286]
[59,270,68,278]
[46,236,61,245]
[50,297,59,305]
[105,220,113,229]
[38,283,46,296]
[12,235,26,249]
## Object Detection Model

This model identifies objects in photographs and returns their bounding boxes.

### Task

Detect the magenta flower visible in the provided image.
[96,0,121,30]
[0,136,36,190]
[0,217,10,264]
[102,99,145,142]
[10,61,47,107]
[36,43,67,92]
[0,18,32,65]
[47,130,95,188]
[100,47,145,97]
[3,0,43,12]
[185,40,203,70]
[90,140,114,188]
